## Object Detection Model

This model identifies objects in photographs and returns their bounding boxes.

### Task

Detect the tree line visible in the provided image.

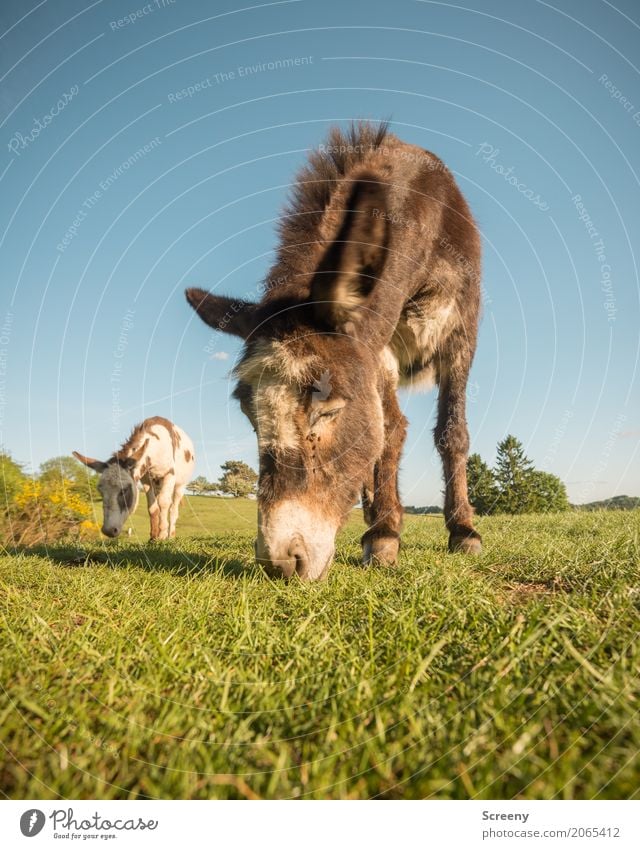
[188,460,258,498]
[467,434,570,514]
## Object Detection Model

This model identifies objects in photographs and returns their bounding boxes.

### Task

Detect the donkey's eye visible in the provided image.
[310,406,344,427]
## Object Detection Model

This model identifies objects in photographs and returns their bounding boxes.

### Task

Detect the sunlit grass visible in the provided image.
[1,501,638,799]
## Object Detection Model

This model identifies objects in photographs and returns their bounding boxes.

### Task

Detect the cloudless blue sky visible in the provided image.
[0,0,638,505]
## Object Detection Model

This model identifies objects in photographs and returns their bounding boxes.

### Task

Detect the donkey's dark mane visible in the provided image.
[281,122,389,236]
[263,122,390,297]
[110,415,179,464]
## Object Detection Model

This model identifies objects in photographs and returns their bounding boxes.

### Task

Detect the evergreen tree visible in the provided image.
[466,453,498,515]
[494,435,535,514]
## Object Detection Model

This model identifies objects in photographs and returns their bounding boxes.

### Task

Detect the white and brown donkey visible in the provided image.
[187,123,483,580]
[73,416,195,540]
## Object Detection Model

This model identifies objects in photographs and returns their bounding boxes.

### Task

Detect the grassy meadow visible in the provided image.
[0,497,638,799]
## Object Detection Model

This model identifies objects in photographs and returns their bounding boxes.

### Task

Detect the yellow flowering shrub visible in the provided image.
[4,477,100,546]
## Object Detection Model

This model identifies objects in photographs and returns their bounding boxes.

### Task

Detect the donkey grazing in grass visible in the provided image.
[73,416,195,540]
[187,123,482,579]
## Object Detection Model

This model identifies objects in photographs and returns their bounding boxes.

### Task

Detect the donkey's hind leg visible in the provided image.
[168,483,186,538]
[143,482,160,541]
[361,382,408,565]
[434,351,482,554]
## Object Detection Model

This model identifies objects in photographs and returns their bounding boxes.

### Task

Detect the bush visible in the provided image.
[1,476,100,548]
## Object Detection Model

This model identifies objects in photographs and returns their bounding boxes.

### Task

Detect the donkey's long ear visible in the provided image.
[72,451,107,473]
[185,289,257,339]
[311,174,390,330]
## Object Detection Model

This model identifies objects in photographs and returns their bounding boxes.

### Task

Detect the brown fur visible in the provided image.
[112,415,181,463]
[187,122,482,576]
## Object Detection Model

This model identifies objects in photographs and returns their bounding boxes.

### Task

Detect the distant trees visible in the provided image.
[467,435,569,515]
[218,460,258,498]
[187,475,212,495]
[39,455,99,502]
[529,470,570,513]
[466,453,499,516]
[576,495,640,511]
[187,461,258,498]
[0,451,26,507]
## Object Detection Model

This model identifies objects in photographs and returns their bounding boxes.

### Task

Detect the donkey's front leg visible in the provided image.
[361,383,408,565]
[435,365,482,554]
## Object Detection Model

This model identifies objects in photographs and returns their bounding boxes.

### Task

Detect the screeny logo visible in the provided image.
[20,809,46,837]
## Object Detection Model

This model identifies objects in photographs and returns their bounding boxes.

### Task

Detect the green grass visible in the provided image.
[1,499,638,799]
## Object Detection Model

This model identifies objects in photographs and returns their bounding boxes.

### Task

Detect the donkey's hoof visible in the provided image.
[362,535,400,566]
[448,529,482,555]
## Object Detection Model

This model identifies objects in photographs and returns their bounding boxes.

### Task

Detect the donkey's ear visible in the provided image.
[72,451,107,473]
[121,437,149,470]
[185,288,257,339]
[311,174,390,330]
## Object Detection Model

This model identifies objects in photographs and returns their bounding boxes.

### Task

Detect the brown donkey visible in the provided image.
[187,123,482,579]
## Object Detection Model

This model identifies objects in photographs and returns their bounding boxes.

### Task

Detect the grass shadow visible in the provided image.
[18,542,258,580]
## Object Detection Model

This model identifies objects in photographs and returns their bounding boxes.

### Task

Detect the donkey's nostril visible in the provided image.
[288,537,310,579]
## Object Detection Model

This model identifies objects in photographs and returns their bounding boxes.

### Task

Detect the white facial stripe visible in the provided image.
[254,383,300,450]
[234,339,320,386]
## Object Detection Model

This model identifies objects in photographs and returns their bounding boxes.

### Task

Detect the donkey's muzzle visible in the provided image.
[256,501,337,581]
[257,534,310,579]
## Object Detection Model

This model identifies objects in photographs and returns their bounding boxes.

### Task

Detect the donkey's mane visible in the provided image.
[265,122,390,293]
[110,416,178,463]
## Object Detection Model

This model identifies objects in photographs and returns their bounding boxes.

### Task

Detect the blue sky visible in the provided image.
[0,0,638,505]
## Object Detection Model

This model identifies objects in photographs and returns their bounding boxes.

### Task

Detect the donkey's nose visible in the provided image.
[256,534,311,579]
[102,526,119,538]
[288,536,311,579]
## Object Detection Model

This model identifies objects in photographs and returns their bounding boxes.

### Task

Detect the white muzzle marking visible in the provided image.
[257,501,337,580]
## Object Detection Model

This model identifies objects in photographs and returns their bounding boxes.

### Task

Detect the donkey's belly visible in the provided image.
[390,300,456,389]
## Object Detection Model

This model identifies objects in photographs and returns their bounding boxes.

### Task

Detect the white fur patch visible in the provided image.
[380,346,400,386]
[392,301,456,390]
[254,383,299,451]
[257,500,337,580]
[234,339,319,386]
